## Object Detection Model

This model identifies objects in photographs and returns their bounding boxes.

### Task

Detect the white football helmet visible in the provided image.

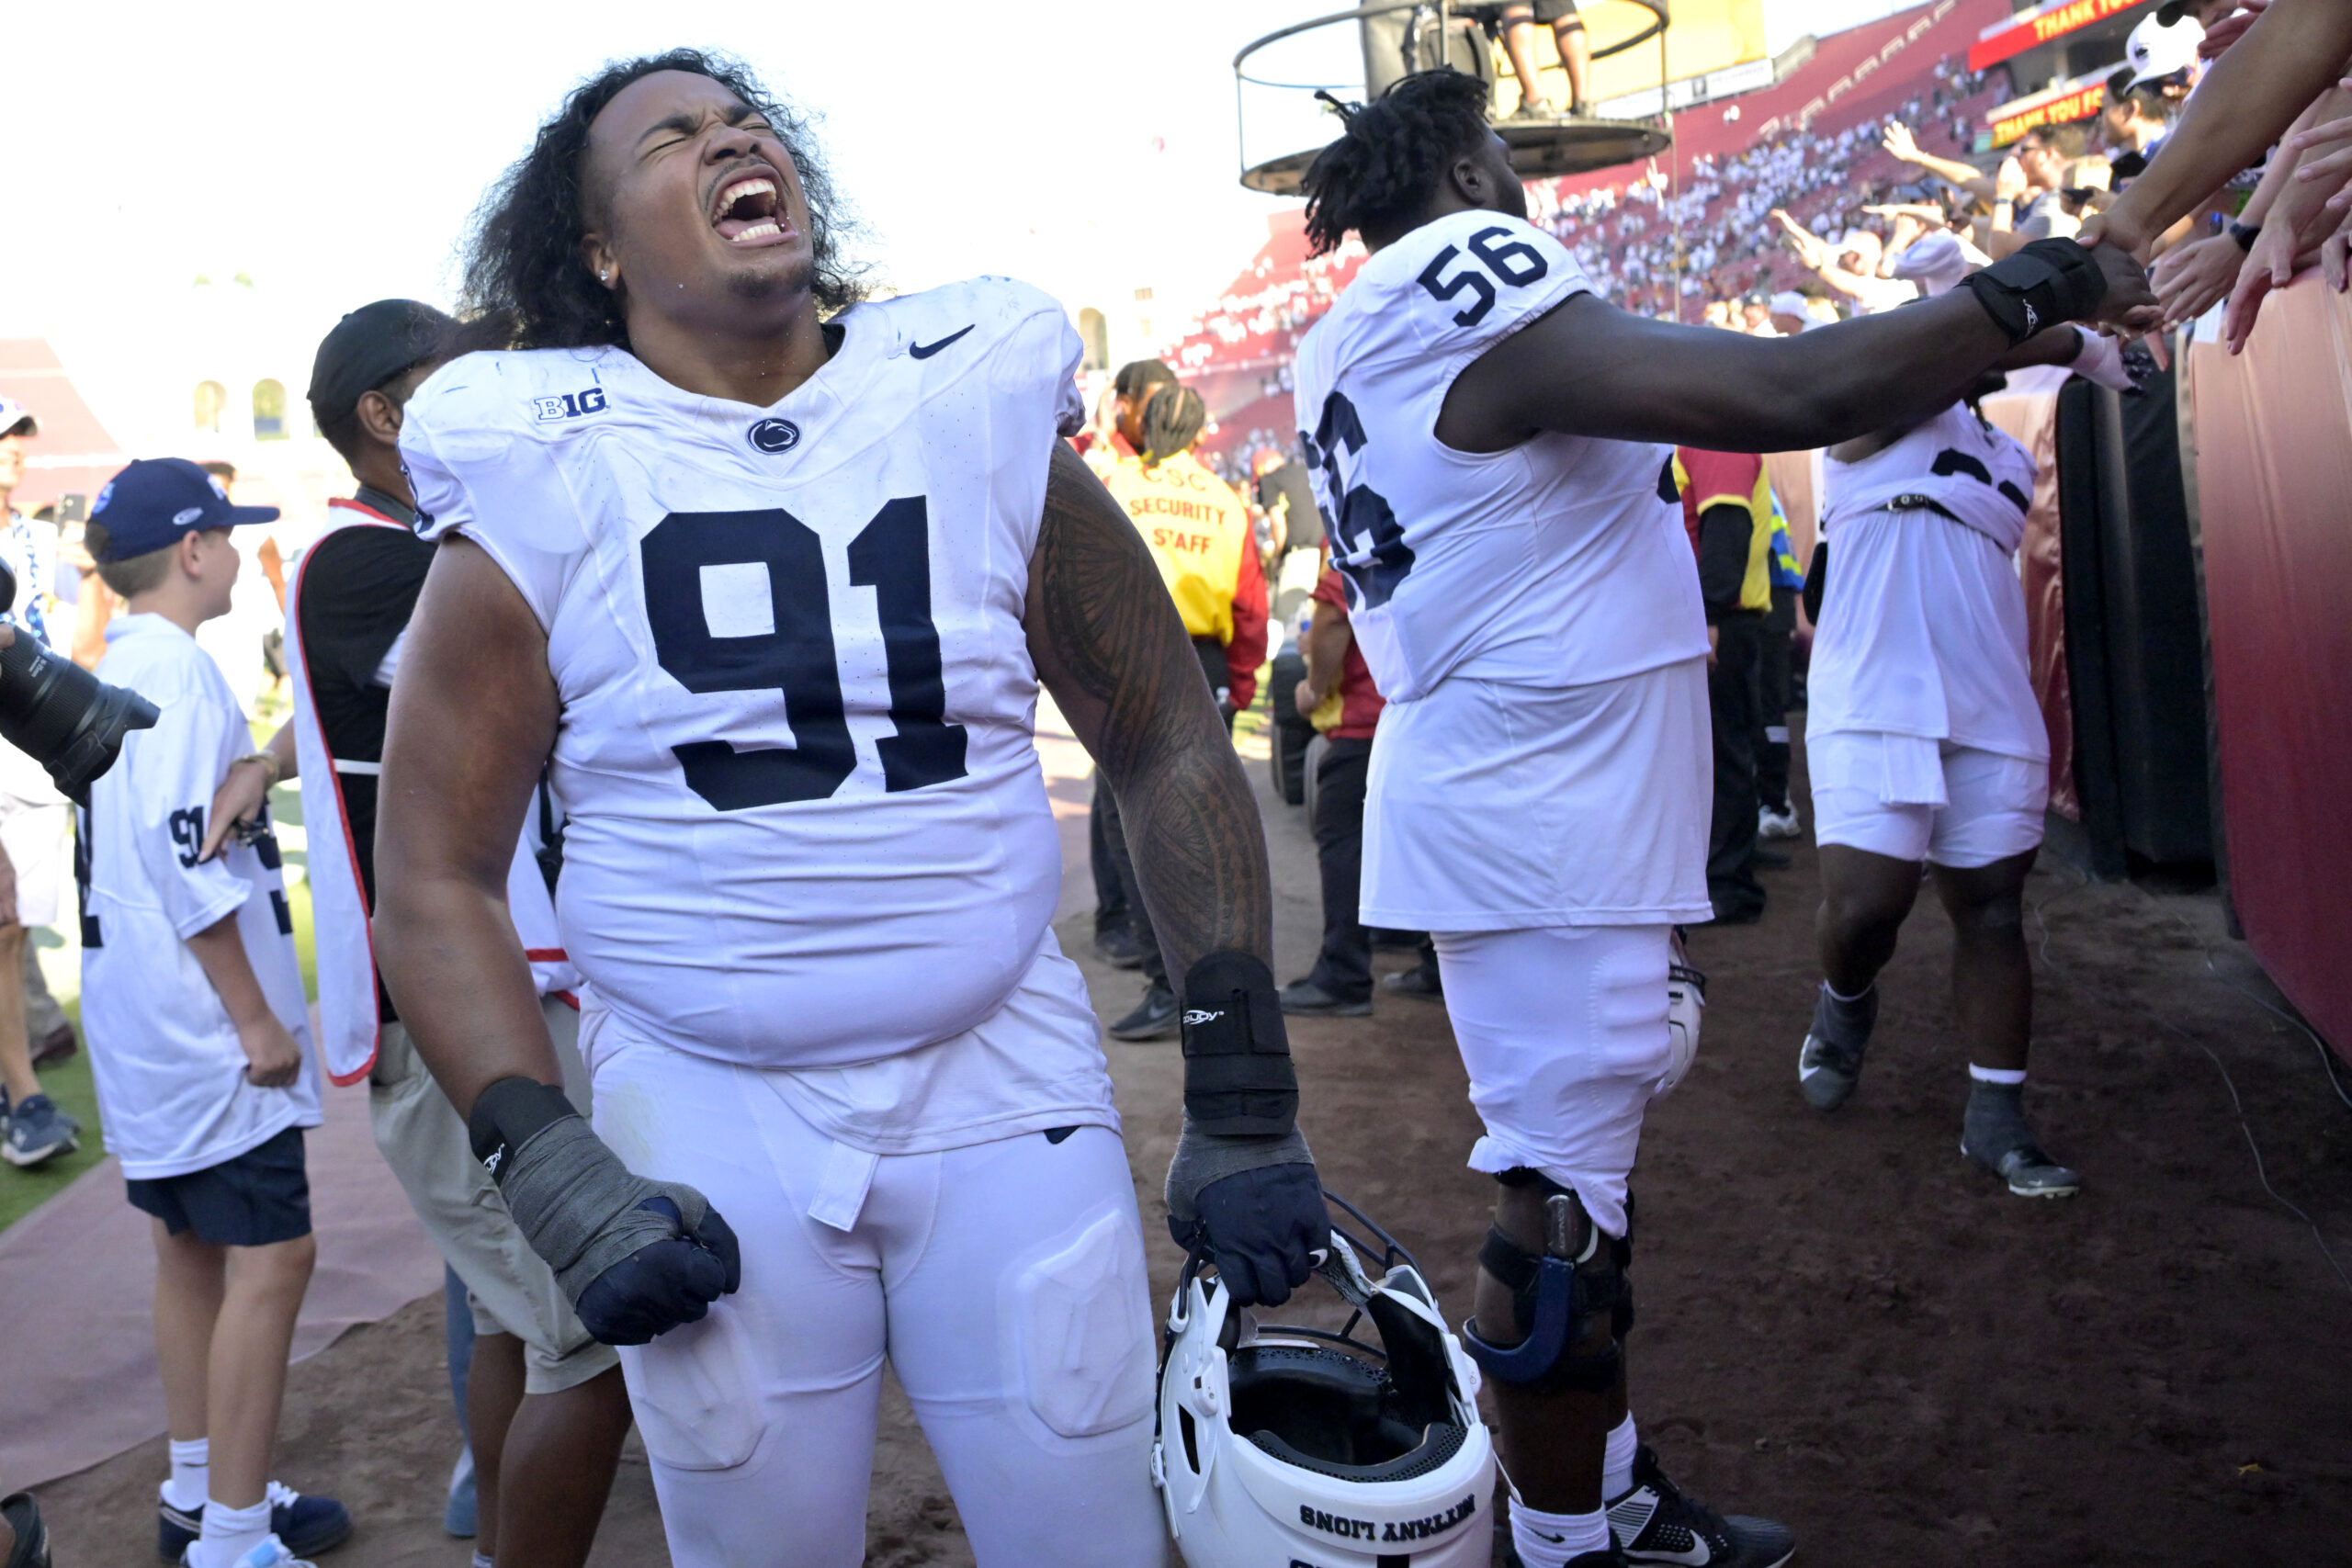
[1657,934,1706,1101]
[1153,1198,1497,1567]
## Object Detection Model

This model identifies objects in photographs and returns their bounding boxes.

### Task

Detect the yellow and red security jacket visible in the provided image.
[1087,434,1270,709]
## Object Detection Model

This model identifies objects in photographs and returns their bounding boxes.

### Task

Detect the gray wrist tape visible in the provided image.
[1180,951,1297,1137]
[1165,1116,1315,1223]
[474,1086,710,1304]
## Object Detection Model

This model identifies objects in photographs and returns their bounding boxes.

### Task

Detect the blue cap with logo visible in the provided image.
[89,458,279,562]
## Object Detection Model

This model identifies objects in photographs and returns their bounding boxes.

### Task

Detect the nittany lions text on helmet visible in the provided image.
[1155,1205,1497,1567]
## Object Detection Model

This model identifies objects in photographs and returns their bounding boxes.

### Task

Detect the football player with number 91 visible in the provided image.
[370,51,1327,1568]
[1291,72,2157,1568]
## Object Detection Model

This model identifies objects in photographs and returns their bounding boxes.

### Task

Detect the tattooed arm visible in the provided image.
[1028,440,1322,1307]
[1027,439,1273,975]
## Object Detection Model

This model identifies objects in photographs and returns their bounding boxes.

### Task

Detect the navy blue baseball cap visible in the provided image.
[89,458,280,562]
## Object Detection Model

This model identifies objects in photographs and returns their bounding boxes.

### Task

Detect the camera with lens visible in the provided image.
[0,557,160,804]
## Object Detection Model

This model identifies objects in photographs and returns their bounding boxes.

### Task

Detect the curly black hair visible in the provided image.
[1300,70,1495,257]
[451,49,864,355]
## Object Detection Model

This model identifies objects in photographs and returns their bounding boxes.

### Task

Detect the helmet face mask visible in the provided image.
[1154,1198,1498,1566]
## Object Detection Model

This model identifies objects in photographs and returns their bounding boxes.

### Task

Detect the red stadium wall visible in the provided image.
[2187,276,2352,1062]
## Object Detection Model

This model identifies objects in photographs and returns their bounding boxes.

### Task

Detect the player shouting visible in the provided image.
[370,51,1325,1568]
[1292,72,2154,1568]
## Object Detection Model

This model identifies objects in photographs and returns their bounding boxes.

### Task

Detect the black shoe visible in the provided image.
[1091,928,1145,970]
[1278,978,1372,1018]
[1382,965,1443,999]
[4,1493,50,1568]
[1609,1446,1793,1568]
[1107,984,1180,1041]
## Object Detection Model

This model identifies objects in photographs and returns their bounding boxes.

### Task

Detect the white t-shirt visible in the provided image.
[1809,403,2047,762]
[80,615,321,1179]
[1843,275,1921,315]
[1290,209,1709,704]
[400,278,1117,1154]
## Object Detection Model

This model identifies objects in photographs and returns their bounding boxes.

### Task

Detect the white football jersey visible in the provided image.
[401,279,1102,1086]
[1820,400,2036,555]
[1290,209,1708,704]
[80,615,322,1179]
[1811,402,2046,760]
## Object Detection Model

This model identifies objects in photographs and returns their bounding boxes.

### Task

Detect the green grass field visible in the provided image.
[0,781,317,1236]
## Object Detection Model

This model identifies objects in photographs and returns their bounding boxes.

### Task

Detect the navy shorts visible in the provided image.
[126,1126,311,1247]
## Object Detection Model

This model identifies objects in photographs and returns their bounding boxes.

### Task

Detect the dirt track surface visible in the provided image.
[38,736,2352,1566]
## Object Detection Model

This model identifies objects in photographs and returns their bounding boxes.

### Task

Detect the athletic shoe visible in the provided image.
[1508,96,1561,120]
[1382,965,1443,999]
[1757,804,1801,840]
[3,1095,77,1168]
[28,1024,76,1070]
[1278,978,1372,1018]
[1961,1136,2081,1198]
[158,1485,351,1563]
[1608,1446,1794,1568]
[1107,984,1180,1042]
[4,1492,51,1568]
[1798,983,1877,1111]
[1091,927,1145,970]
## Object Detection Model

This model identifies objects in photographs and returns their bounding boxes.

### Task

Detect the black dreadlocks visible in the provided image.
[1301,71,1495,257]
[452,49,864,355]
[1138,384,1206,469]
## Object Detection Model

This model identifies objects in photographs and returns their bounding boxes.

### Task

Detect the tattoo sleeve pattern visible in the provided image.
[1029,443,1273,979]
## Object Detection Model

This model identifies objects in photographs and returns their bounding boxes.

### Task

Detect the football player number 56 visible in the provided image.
[1416,225,1549,328]
[640,498,968,812]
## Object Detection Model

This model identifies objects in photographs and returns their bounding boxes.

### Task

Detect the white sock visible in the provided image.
[1510,1496,1611,1566]
[164,1438,209,1511]
[472,1554,495,1568]
[1969,1064,2028,1086]
[1602,1412,1639,1500]
[194,1495,270,1568]
[1825,979,1872,1004]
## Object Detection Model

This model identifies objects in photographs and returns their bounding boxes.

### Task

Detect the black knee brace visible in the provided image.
[1459,1171,1629,1393]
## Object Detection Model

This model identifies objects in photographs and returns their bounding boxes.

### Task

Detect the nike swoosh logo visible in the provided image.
[910,325,973,359]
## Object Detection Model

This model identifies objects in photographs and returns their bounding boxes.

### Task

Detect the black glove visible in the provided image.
[1165,1118,1329,1308]
[471,1078,742,1346]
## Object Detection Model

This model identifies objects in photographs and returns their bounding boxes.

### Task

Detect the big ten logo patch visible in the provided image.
[533,388,609,423]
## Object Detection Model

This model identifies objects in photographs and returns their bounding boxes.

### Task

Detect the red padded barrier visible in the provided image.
[2188,276,2352,1062]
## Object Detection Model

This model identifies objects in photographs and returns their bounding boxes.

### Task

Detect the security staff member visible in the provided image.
[1088,369,1269,1040]
[1676,446,1777,923]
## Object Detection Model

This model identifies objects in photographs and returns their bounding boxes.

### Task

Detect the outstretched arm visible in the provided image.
[2090,0,2352,255]
[1883,122,1996,199]
[1028,441,1271,975]
[1440,245,2154,455]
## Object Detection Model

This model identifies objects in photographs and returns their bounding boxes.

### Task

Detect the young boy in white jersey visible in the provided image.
[79,459,348,1568]
[1292,72,2155,1568]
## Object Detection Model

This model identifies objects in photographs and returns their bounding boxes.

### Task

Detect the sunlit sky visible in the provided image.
[0,0,1921,343]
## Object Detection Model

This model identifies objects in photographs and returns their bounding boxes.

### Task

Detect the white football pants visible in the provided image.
[1432,923,1674,1239]
[588,1032,1170,1567]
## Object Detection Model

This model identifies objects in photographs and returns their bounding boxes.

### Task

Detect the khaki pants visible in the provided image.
[368,998,618,1394]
